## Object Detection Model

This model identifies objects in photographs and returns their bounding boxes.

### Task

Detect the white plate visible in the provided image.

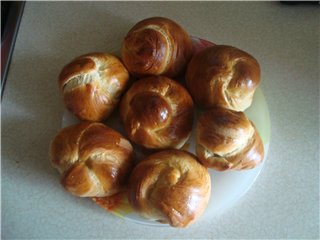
[61,38,270,227]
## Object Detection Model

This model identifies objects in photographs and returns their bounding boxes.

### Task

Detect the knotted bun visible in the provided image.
[186,45,260,111]
[121,17,193,77]
[196,107,264,171]
[50,122,133,197]
[120,76,194,149]
[128,150,211,227]
[59,53,129,121]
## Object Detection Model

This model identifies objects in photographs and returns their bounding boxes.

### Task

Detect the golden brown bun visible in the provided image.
[196,107,264,171]
[120,76,194,149]
[128,150,211,228]
[121,17,193,78]
[50,122,133,197]
[59,53,129,121]
[186,45,261,111]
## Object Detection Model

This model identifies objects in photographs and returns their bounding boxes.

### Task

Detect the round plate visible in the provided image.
[61,37,270,227]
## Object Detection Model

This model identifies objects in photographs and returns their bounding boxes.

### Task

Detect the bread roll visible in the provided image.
[196,107,264,171]
[186,45,261,111]
[50,122,133,197]
[59,53,129,121]
[128,150,211,228]
[121,17,193,77]
[120,76,194,149]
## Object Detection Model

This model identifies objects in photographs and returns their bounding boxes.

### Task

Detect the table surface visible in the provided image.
[2,2,319,239]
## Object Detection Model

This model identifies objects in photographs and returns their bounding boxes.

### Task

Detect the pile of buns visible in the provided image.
[50,17,264,228]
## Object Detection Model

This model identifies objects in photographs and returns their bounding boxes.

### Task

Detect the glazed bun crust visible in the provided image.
[196,107,264,171]
[50,122,133,197]
[186,45,260,111]
[59,53,129,121]
[128,150,211,228]
[121,17,193,77]
[120,76,194,149]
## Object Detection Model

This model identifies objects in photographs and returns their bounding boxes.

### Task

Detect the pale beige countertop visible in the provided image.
[2,2,319,239]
